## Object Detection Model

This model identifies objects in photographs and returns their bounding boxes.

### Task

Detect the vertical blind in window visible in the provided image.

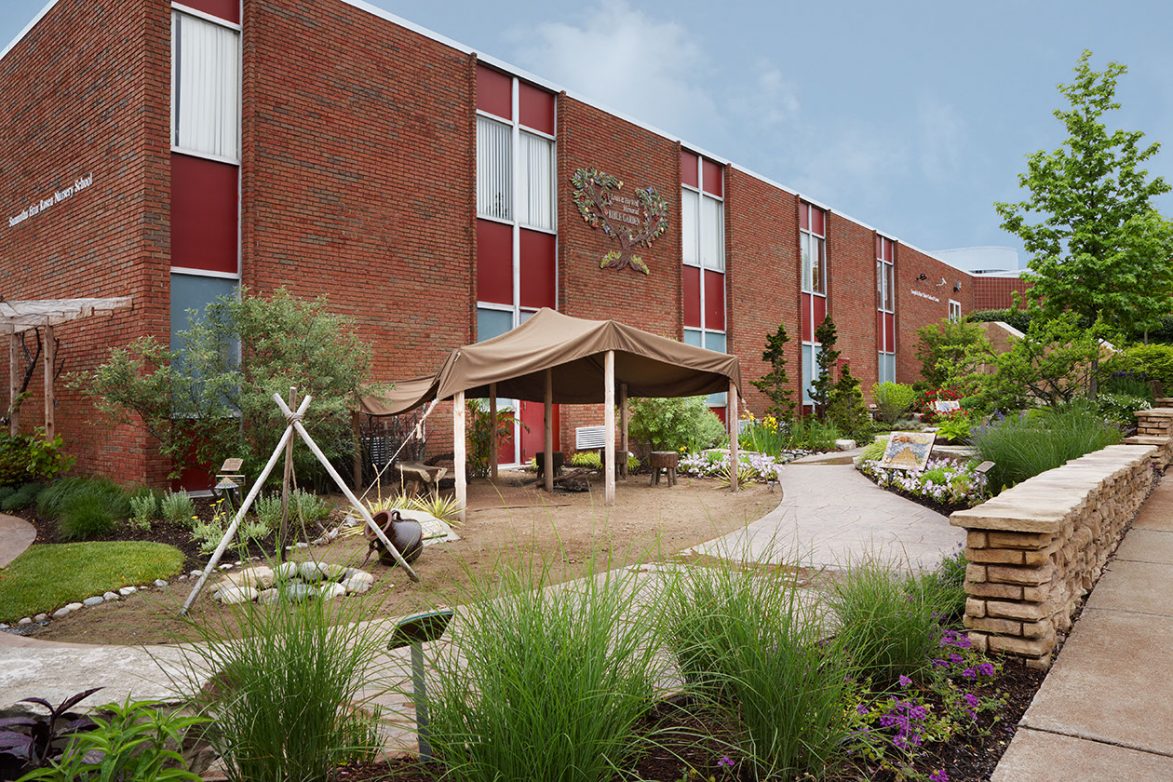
[681,190,699,266]
[171,12,240,161]
[518,131,554,231]
[700,197,724,270]
[477,116,512,220]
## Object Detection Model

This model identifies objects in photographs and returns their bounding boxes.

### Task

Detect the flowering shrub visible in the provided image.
[918,387,962,423]
[859,457,989,509]
[679,450,802,483]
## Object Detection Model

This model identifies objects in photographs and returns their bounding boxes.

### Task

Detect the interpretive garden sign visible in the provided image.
[571,168,668,275]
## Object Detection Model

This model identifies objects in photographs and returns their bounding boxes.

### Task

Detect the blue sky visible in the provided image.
[4,0,1171,264]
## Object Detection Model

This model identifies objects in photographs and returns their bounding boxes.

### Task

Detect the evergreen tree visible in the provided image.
[810,316,840,419]
[750,323,796,422]
[826,364,871,439]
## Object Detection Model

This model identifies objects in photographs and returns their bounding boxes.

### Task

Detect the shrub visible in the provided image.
[428,560,664,782]
[290,489,330,526]
[915,319,993,392]
[128,492,158,531]
[826,365,872,439]
[467,400,520,478]
[252,493,283,534]
[872,382,917,424]
[628,396,726,452]
[967,307,1032,333]
[1096,392,1151,428]
[972,401,1123,490]
[664,560,852,779]
[0,482,42,512]
[935,412,972,444]
[1109,343,1173,391]
[160,491,196,525]
[787,416,841,451]
[568,450,602,469]
[0,432,73,487]
[750,322,796,422]
[21,698,208,781]
[830,561,951,686]
[859,436,888,463]
[180,588,385,782]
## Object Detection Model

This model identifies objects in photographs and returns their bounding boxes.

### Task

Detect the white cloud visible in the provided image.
[511,0,721,139]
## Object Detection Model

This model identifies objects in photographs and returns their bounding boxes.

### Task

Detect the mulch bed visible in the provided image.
[331,657,1045,782]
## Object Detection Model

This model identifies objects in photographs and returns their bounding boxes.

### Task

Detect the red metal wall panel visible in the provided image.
[812,294,827,334]
[179,0,239,23]
[680,150,699,188]
[683,265,701,327]
[704,270,725,331]
[702,159,723,198]
[811,207,826,236]
[876,309,885,352]
[476,65,512,119]
[710,406,727,425]
[476,219,512,305]
[801,292,812,342]
[519,82,555,135]
[171,153,238,273]
[885,313,896,352]
[519,228,556,309]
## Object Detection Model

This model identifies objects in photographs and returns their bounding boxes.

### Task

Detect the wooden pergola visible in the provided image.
[2,297,133,437]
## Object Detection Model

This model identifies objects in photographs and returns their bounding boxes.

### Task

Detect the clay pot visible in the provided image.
[364,510,423,566]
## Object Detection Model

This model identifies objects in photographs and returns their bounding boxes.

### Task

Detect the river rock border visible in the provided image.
[950,442,1163,670]
[213,561,376,605]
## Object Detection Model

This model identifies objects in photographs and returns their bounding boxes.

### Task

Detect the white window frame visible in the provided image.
[799,203,827,297]
[682,153,727,348]
[876,237,896,386]
[948,299,962,323]
[170,7,242,165]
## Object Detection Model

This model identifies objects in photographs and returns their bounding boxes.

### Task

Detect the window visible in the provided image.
[681,190,699,266]
[477,306,514,341]
[171,11,240,162]
[518,131,554,231]
[801,343,823,405]
[476,116,512,221]
[876,236,896,385]
[876,259,895,313]
[681,150,727,357]
[948,300,962,322]
[878,353,896,384]
[799,203,827,295]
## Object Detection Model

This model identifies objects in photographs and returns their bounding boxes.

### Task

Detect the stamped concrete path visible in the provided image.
[993,478,1173,780]
[0,513,36,568]
[694,460,964,570]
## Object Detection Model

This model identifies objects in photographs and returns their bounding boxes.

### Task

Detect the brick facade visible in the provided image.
[0,0,1019,484]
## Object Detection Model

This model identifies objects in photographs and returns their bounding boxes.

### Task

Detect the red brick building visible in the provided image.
[0,0,1010,484]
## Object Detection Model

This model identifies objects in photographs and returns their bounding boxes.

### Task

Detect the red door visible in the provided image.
[518,401,559,464]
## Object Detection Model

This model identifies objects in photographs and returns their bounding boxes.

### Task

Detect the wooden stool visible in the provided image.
[649,451,679,487]
[396,461,447,497]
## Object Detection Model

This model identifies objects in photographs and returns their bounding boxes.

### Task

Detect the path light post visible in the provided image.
[388,609,454,760]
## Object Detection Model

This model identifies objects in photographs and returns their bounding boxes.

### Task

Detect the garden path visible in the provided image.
[0,513,35,568]
[992,478,1173,780]
[691,461,964,570]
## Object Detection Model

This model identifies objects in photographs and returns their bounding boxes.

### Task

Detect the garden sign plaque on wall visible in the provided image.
[571,168,668,275]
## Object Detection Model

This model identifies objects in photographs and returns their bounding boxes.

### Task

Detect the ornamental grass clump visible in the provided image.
[177,591,385,782]
[37,477,132,540]
[427,559,665,782]
[830,560,952,688]
[663,559,853,780]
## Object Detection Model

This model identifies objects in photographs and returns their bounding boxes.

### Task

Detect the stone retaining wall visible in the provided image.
[950,444,1160,669]
[1125,408,1173,469]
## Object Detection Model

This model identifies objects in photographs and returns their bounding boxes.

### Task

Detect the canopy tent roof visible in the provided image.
[0,297,133,334]
[362,308,741,416]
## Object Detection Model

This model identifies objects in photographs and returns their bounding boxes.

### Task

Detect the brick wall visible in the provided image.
[0,0,171,485]
[895,245,974,384]
[827,214,879,399]
[972,275,1029,310]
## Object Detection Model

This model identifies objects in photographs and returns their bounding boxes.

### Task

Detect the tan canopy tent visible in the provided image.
[362,308,744,518]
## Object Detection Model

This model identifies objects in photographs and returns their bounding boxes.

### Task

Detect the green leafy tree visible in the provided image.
[628,396,726,452]
[996,51,1173,353]
[78,287,379,483]
[750,323,796,422]
[976,313,1104,411]
[914,319,993,392]
[810,316,840,419]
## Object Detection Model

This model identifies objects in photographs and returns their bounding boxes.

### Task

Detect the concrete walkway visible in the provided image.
[694,462,964,570]
[993,479,1173,780]
[0,513,36,568]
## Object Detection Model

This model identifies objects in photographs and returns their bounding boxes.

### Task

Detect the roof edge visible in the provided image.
[0,0,59,62]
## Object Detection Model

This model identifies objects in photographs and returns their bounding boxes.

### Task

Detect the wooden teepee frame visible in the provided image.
[181,393,420,614]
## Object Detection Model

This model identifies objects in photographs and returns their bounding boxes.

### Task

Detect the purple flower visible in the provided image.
[949,653,964,664]
[932,658,949,668]
[898,674,913,688]
[857,703,869,715]
[717,755,734,768]
[962,667,977,679]
[930,770,949,782]
[964,693,980,708]
[977,662,996,677]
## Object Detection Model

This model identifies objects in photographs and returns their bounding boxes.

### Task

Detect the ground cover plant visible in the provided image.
[678,451,787,484]
[858,458,989,513]
[177,586,385,782]
[427,559,666,782]
[0,542,184,622]
[972,402,1122,490]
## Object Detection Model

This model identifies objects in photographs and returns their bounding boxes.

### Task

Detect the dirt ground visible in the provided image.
[28,472,778,645]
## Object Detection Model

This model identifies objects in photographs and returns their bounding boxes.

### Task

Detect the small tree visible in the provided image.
[750,323,796,422]
[628,396,726,453]
[826,364,871,439]
[810,316,840,419]
[975,313,1103,411]
[996,51,1173,355]
[915,319,994,392]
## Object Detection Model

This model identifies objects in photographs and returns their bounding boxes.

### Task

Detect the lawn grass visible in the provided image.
[0,542,184,622]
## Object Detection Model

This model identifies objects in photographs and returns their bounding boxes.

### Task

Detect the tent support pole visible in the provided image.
[544,370,553,493]
[8,333,19,436]
[727,380,739,493]
[489,383,498,481]
[454,392,466,523]
[604,350,616,505]
[42,324,54,440]
[619,383,628,478]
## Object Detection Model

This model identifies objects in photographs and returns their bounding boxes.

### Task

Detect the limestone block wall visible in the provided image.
[950,444,1159,669]
[1125,408,1173,470]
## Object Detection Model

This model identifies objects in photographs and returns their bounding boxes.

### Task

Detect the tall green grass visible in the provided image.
[177,592,385,782]
[427,560,665,782]
[829,560,953,687]
[973,402,1122,490]
[36,476,131,540]
[663,561,852,780]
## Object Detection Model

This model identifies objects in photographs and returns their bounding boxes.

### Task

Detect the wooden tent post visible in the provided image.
[279,387,297,553]
[727,381,739,492]
[544,369,554,493]
[604,350,616,505]
[8,333,18,436]
[351,410,362,490]
[489,383,498,480]
[42,325,54,440]
[619,383,628,478]
[454,392,466,523]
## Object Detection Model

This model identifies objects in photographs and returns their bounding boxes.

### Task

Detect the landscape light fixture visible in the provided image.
[916,272,928,281]
[388,608,455,760]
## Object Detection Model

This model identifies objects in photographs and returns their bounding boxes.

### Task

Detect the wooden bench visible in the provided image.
[395,461,447,497]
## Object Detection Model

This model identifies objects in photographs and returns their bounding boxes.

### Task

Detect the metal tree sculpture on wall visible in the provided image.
[571,168,669,275]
